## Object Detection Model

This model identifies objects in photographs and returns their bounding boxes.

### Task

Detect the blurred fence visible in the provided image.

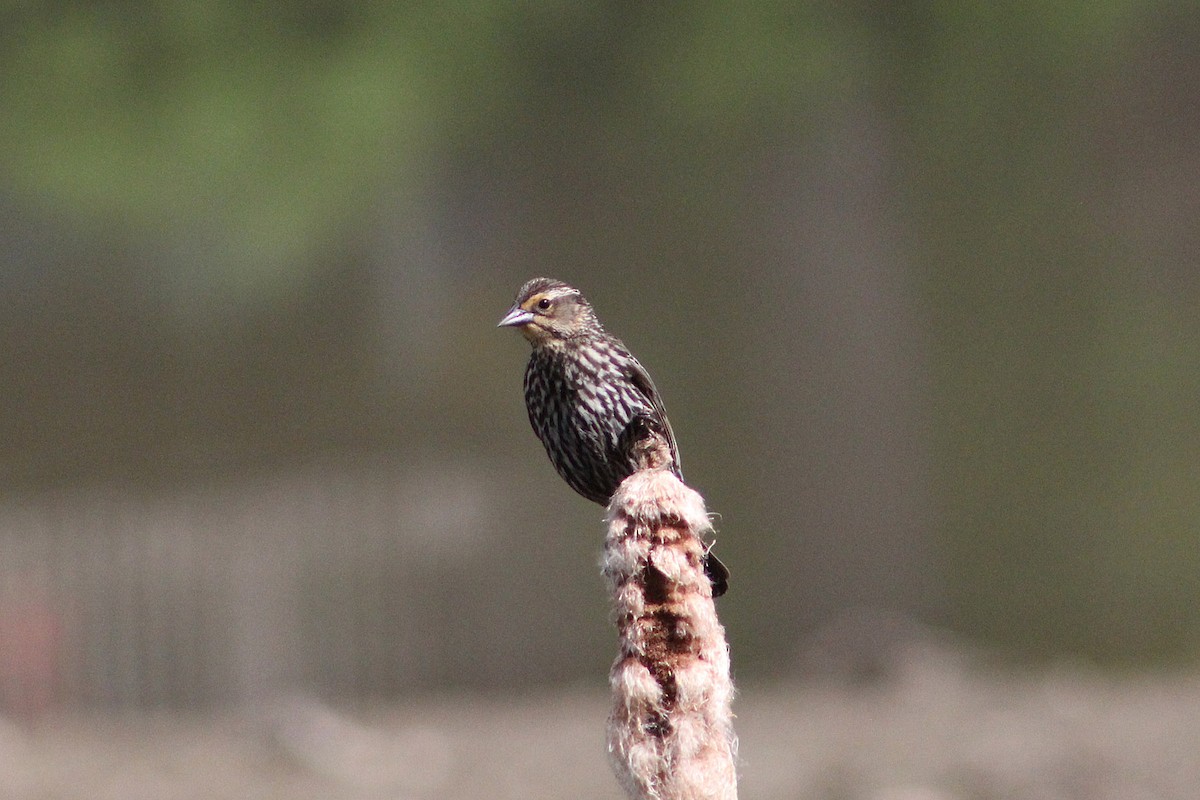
[0,461,499,712]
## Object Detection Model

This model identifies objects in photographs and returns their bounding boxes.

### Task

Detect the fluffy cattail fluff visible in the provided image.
[604,469,737,800]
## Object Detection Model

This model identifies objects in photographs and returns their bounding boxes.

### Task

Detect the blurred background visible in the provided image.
[1,1,1199,796]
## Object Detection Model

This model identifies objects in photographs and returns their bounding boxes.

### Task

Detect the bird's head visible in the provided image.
[497,278,598,345]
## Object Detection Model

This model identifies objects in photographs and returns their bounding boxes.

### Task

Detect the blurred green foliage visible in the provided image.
[1,2,521,300]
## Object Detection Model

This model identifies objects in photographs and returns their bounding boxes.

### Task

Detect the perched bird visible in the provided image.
[498,277,728,597]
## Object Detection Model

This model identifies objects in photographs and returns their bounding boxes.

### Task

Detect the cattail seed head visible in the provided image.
[604,469,737,800]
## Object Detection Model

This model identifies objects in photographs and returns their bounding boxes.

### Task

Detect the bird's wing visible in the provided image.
[625,356,682,480]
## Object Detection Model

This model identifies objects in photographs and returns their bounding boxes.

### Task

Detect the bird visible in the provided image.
[498,277,728,597]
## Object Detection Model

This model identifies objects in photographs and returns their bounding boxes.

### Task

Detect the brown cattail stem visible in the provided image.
[604,469,737,800]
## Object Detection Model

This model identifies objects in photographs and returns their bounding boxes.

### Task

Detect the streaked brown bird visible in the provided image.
[498,277,728,596]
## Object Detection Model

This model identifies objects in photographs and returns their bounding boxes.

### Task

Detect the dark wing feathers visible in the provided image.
[623,355,682,480]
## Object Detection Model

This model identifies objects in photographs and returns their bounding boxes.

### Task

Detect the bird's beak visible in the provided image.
[497,305,534,328]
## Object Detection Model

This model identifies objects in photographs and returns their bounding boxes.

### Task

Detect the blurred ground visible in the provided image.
[2,648,1197,800]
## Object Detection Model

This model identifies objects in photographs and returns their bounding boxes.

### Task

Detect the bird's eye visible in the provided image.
[536,298,552,310]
